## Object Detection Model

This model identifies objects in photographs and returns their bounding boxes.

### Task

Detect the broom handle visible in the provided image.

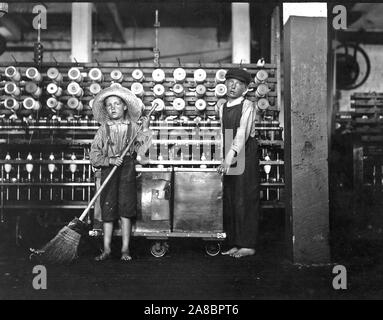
[78,103,158,222]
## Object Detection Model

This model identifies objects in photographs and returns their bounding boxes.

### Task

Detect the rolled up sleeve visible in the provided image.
[230,104,254,155]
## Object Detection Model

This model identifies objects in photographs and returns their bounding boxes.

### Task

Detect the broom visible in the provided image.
[31,103,158,264]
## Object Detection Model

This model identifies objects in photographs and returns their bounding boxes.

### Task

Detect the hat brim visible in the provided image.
[92,86,144,124]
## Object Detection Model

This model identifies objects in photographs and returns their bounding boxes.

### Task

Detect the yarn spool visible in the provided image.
[172,83,184,97]
[153,84,165,98]
[215,69,227,83]
[173,98,186,111]
[48,153,56,175]
[4,82,21,96]
[152,69,166,83]
[214,84,227,98]
[68,67,83,82]
[4,153,12,176]
[89,83,102,95]
[195,84,207,98]
[47,83,63,97]
[23,97,41,111]
[257,98,270,111]
[47,67,63,83]
[67,97,83,111]
[46,97,63,111]
[26,67,42,82]
[254,69,268,85]
[193,69,207,83]
[173,68,186,83]
[195,99,207,111]
[131,82,145,98]
[255,83,269,97]
[132,69,145,82]
[152,98,165,112]
[5,66,21,82]
[110,69,123,83]
[88,68,103,82]
[25,82,42,98]
[4,97,20,111]
[26,153,34,175]
[67,82,84,97]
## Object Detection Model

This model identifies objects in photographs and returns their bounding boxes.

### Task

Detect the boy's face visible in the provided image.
[225,78,248,99]
[105,96,127,120]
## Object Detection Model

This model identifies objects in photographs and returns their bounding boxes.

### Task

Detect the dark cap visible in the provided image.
[225,68,252,85]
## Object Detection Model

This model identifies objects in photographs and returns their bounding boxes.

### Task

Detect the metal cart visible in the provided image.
[89,167,225,257]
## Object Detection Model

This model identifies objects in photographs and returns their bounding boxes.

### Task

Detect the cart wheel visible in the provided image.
[205,242,221,257]
[150,241,168,258]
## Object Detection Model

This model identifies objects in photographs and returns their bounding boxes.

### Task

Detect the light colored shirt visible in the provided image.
[217,97,260,156]
[89,119,152,167]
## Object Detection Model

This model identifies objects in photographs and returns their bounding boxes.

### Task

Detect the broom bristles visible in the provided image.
[38,226,81,264]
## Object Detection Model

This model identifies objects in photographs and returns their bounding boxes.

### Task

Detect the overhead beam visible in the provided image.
[335,30,383,45]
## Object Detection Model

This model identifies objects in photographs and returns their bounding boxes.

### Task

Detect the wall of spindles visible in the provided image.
[0,62,284,227]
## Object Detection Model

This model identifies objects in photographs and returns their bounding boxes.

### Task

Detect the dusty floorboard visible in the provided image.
[1,207,383,300]
[1,234,383,300]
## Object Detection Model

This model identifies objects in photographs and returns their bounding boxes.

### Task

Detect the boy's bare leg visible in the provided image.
[222,247,239,256]
[233,248,256,258]
[95,222,113,261]
[103,222,113,253]
[121,217,132,261]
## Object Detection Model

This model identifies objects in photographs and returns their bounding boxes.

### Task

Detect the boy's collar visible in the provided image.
[106,119,130,125]
[227,96,244,107]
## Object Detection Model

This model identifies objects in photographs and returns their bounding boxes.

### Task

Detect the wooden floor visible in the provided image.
[1,212,383,300]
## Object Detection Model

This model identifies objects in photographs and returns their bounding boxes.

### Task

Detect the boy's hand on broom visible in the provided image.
[109,156,123,167]
[141,116,150,132]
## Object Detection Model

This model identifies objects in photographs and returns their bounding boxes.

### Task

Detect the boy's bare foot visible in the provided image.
[233,248,255,258]
[222,247,239,256]
[121,252,132,262]
[95,251,111,262]
[233,248,256,258]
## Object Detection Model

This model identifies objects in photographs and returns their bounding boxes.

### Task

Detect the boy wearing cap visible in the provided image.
[217,68,261,258]
[89,86,151,262]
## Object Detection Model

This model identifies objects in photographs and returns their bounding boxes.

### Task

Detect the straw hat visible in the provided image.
[92,85,144,124]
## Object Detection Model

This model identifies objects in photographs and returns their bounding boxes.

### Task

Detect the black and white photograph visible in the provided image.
[0,0,382,304]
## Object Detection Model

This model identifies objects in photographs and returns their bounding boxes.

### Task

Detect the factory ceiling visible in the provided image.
[0,2,278,43]
[1,2,232,39]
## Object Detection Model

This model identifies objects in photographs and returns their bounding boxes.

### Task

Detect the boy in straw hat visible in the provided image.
[217,68,261,258]
[89,85,151,262]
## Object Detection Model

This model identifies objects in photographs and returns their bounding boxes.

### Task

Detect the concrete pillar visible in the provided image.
[71,3,92,62]
[284,16,330,264]
[232,3,250,63]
